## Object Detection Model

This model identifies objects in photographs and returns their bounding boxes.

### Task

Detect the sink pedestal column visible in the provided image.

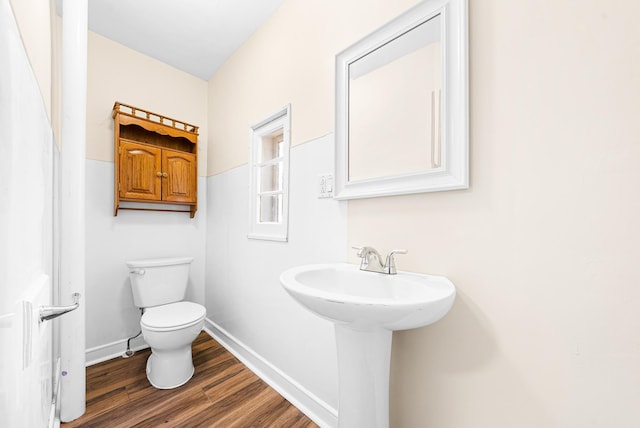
[335,324,392,428]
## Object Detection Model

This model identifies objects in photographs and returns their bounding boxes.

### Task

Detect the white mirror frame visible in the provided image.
[334,0,468,200]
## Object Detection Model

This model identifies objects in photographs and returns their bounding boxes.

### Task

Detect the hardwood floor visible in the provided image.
[63,332,319,427]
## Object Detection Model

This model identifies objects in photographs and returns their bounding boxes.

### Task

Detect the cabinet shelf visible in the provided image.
[113,102,199,218]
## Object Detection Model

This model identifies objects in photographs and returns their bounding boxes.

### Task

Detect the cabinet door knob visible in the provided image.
[162,172,168,178]
[156,171,162,177]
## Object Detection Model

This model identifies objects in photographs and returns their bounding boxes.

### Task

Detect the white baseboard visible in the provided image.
[203,317,337,428]
[85,336,149,366]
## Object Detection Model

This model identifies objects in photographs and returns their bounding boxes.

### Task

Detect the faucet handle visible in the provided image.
[352,247,368,269]
[352,246,380,258]
[352,246,385,272]
[385,249,408,274]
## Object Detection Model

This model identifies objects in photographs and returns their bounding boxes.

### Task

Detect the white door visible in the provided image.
[0,1,57,426]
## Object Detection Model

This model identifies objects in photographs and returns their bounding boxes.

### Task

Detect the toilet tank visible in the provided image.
[126,257,193,308]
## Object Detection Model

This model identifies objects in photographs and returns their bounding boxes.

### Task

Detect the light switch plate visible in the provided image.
[318,173,334,198]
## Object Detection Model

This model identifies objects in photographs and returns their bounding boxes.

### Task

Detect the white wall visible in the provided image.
[205,134,346,425]
[85,159,207,361]
[84,32,208,362]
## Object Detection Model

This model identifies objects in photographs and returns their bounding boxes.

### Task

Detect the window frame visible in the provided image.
[248,105,291,241]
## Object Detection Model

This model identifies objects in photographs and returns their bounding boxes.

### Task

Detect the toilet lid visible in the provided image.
[141,301,206,330]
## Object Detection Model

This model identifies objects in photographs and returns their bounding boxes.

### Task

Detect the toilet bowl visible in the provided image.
[127,257,206,389]
[141,301,206,389]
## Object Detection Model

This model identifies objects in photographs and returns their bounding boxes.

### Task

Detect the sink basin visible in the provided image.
[280,263,455,330]
[280,263,456,428]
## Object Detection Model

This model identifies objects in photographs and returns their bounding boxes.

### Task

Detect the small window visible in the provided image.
[248,105,290,241]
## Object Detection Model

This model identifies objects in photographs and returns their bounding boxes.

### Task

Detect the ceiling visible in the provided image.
[59,0,284,80]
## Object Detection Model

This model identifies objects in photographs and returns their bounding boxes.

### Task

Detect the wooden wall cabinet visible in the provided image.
[113,102,199,218]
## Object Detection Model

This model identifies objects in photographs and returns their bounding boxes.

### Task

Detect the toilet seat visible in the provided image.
[142,301,206,332]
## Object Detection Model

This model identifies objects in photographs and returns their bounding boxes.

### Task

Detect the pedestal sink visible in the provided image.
[280,263,456,428]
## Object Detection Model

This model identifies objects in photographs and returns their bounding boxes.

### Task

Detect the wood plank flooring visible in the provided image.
[63,331,319,428]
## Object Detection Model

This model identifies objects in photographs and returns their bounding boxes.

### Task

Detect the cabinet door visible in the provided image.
[119,141,162,200]
[162,149,197,203]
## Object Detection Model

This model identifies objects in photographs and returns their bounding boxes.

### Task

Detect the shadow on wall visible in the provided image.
[392,289,495,373]
[118,276,140,336]
[389,290,555,426]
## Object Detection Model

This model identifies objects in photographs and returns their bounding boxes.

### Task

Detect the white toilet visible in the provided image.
[126,257,206,389]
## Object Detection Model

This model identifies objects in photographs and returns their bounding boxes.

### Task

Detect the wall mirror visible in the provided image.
[334,0,468,199]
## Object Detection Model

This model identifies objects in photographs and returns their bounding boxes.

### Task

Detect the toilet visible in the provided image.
[126,257,206,389]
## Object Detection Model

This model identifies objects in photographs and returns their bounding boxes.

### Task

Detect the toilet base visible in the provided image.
[145,347,195,389]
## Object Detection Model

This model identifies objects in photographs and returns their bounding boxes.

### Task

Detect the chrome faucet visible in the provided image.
[353,246,407,275]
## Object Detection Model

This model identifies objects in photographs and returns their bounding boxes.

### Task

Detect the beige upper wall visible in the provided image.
[207,0,418,176]
[207,0,640,426]
[354,0,640,426]
[87,31,208,175]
